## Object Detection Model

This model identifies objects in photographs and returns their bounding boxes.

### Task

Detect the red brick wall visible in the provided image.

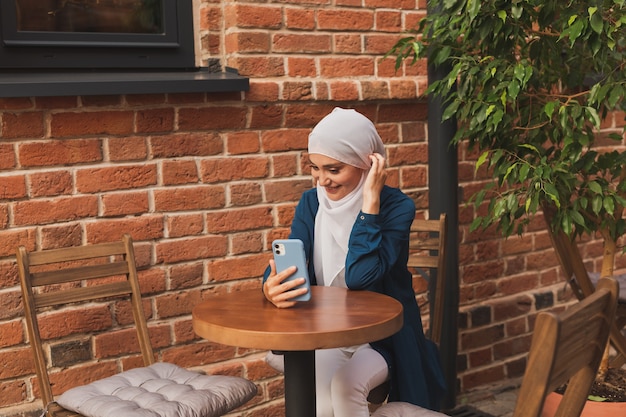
[1,1,623,416]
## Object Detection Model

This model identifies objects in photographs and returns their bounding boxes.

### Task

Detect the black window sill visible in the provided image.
[0,67,249,98]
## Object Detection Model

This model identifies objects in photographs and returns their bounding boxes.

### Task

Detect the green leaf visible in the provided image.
[519,163,530,181]
[562,215,572,236]
[490,109,504,129]
[604,196,615,215]
[524,66,533,83]
[494,199,506,218]
[608,38,616,49]
[571,211,586,226]
[497,10,507,23]
[568,15,578,26]
[519,144,539,153]
[411,41,424,58]
[503,163,517,182]
[592,195,603,214]
[588,83,601,103]
[508,80,520,100]
[433,46,452,65]
[589,37,601,56]
[467,0,480,22]
[587,395,608,402]
[476,151,489,172]
[442,99,460,121]
[585,107,601,128]
[514,64,525,82]
[544,183,560,207]
[590,11,604,34]
[474,189,486,206]
[597,84,611,103]
[544,101,557,119]
[608,85,624,108]
[469,217,483,233]
[588,181,602,194]
[565,19,585,45]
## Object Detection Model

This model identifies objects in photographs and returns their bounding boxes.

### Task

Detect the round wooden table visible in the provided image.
[192,286,403,417]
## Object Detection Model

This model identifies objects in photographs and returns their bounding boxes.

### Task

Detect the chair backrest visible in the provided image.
[367,213,449,407]
[512,276,618,417]
[16,234,153,406]
[408,213,448,346]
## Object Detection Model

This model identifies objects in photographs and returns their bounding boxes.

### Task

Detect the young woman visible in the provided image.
[263,108,445,417]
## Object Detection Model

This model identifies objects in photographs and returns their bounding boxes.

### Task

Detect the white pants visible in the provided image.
[266,344,389,417]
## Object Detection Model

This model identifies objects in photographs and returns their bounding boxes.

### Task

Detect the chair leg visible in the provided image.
[608,323,626,369]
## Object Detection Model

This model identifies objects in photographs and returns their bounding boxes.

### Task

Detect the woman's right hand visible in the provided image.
[263,259,309,308]
[362,153,387,215]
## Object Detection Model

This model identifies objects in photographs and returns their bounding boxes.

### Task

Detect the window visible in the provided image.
[0,0,195,69]
[0,0,248,97]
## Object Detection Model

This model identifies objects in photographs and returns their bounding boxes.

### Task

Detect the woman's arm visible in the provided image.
[262,190,318,307]
[345,191,415,289]
[345,153,414,289]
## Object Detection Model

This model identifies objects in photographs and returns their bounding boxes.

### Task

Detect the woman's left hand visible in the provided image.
[362,153,387,214]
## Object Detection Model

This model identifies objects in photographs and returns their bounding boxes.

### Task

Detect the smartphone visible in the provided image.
[272,239,311,302]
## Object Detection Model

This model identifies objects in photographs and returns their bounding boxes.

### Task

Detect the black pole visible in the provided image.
[427,0,459,410]
[283,351,316,417]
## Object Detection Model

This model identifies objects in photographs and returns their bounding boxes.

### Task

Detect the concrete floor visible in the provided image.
[452,382,520,417]
[470,389,517,417]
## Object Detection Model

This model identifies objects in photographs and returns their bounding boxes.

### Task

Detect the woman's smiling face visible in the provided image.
[309,153,364,201]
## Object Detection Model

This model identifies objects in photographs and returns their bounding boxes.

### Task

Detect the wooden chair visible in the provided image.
[511,276,618,417]
[368,213,448,405]
[546,226,626,368]
[17,234,257,417]
[408,213,448,346]
[372,276,619,417]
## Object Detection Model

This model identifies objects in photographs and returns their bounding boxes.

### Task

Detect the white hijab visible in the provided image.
[309,108,386,287]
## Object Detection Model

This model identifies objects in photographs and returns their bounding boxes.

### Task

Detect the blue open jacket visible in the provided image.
[264,186,446,410]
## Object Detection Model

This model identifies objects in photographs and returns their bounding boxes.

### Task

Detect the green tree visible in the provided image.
[390,0,625,274]
[388,0,626,386]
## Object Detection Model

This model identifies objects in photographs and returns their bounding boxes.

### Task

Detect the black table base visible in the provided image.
[284,350,316,417]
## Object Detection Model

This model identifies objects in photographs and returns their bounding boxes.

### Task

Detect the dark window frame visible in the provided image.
[0,0,195,70]
[0,0,248,97]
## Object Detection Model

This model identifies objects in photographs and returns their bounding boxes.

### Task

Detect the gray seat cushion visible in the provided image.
[371,402,447,417]
[56,362,257,417]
